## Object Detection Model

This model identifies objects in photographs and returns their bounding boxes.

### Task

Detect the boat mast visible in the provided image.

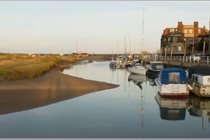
[116,41,119,57]
[124,38,127,55]
[129,33,131,54]
[140,9,145,59]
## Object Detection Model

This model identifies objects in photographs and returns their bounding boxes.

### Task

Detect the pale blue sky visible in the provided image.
[0,1,210,54]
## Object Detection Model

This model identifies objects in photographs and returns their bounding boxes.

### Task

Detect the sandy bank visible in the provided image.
[0,69,118,115]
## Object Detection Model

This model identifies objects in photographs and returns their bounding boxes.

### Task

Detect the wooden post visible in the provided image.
[184,42,187,62]
[170,45,173,61]
[192,37,194,55]
[203,40,206,58]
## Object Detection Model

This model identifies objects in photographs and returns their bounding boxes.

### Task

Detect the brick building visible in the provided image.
[161,21,209,56]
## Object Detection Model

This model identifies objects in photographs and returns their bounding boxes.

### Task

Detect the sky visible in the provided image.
[0,1,210,54]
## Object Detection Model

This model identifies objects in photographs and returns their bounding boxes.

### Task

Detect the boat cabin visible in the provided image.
[155,67,189,98]
[160,68,187,84]
[189,65,210,86]
[149,61,164,70]
[146,61,165,78]
[188,65,210,97]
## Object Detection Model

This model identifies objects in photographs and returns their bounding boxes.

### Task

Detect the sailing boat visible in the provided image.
[128,10,146,75]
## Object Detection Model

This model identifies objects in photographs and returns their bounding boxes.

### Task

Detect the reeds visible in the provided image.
[0,54,86,80]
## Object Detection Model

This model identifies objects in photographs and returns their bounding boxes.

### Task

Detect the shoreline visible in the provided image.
[0,60,118,115]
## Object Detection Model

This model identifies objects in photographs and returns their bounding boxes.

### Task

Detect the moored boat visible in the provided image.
[116,55,127,69]
[109,61,117,69]
[128,65,146,75]
[188,65,210,97]
[155,67,189,99]
[146,61,164,78]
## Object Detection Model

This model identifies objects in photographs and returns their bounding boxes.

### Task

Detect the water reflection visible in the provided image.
[1,61,210,137]
[0,64,116,115]
[155,92,210,123]
[0,88,95,115]
[155,94,189,120]
[127,73,147,137]
[188,95,210,129]
[128,73,147,89]
[147,77,157,86]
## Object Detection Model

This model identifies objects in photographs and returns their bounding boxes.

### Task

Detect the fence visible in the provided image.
[143,55,210,64]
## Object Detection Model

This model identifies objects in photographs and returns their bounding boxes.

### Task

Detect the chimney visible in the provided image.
[194,21,199,37]
[177,21,183,32]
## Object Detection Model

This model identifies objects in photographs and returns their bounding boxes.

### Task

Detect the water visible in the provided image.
[0,61,210,138]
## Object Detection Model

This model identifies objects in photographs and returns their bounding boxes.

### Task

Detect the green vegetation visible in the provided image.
[0,69,8,76]
[0,54,86,80]
[5,62,55,80]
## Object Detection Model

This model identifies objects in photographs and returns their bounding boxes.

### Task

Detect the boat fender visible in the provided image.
[187,84,193,91]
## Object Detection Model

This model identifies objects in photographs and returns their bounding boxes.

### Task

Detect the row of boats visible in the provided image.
[127,72,210,122]
[127,70,210,122]
[110,58,210,98]
[155,65,210,98]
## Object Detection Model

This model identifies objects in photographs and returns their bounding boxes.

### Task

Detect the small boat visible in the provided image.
[155,67,190,98]
[188,65,210,97]
[125,59,134,68]
[146,61,164,78]
[116,55,127,69]
[155,94,189,120]
[109,61,117,68]
[128,65,147,75]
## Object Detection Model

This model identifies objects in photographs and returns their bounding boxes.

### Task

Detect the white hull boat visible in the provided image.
[155,68,189,99]
[128,65,146,75]
[188,65,210,97]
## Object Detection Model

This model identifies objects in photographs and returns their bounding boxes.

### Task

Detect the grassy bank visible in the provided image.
[0,54,86,80]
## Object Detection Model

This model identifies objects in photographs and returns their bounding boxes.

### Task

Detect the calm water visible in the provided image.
[0,61,210,138]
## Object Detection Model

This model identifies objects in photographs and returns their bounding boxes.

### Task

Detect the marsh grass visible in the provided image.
[0,69,7,76]
[0,54,85,80]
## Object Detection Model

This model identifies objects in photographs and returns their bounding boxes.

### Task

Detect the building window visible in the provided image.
[163,38,166,42]
[178,46,181,51]
[167,38,170,43]
[169,72,180,84]
[184,29,188,34]
[177,37,182,42]
[173,37,177,42]
[189,29,193,33]
[199,29,201,33]
[170,29,175,32]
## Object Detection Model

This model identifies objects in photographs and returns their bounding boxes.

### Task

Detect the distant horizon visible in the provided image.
[0,1,210,54]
